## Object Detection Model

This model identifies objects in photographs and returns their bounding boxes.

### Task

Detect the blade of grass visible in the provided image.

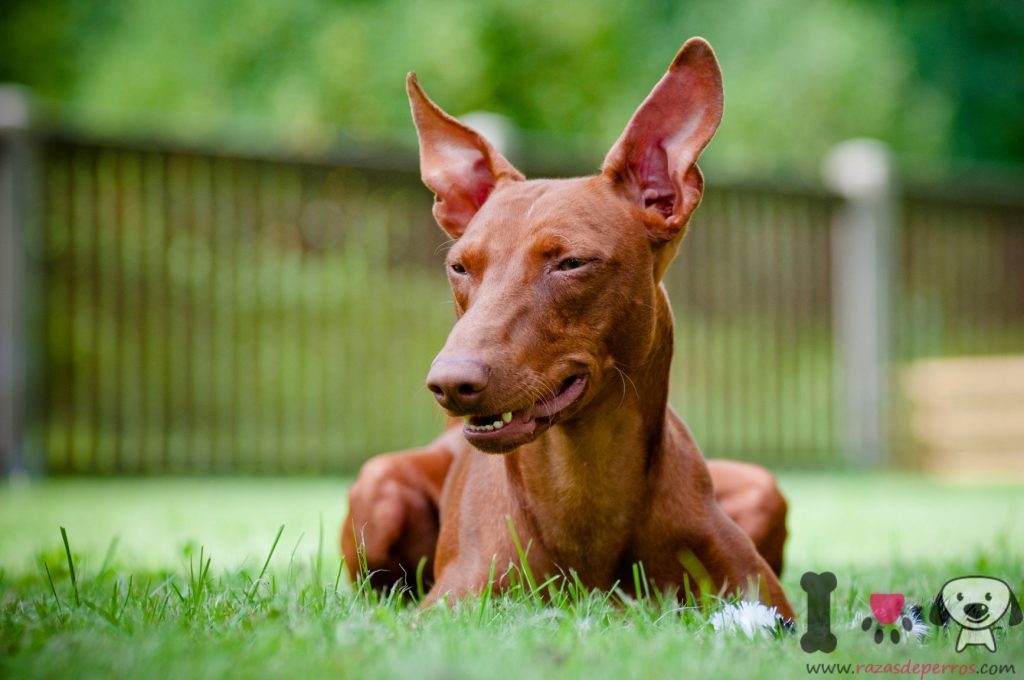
[43,562,63,614]
[59,527,80,606]
[415,556,428,602]
[334,558,345,594]
[119,574,134,620]
[505,515,538,596]
[98,535,120,577]
[288,531,305,581]
[476,555,497,625]
[315,513,324,586]
[247,524,285,602]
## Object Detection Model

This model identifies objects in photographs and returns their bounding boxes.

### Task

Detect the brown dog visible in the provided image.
[342,37,794,619]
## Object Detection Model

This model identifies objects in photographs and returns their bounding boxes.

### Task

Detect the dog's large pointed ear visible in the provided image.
[407,73,524,239]
[929,588,950,626]
[602,37,723,243]
[1009,588,1023,626]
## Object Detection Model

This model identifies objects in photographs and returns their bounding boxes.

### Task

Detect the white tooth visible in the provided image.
[502,412,513,423]
[493,420,502,429]
[483,425,493,431]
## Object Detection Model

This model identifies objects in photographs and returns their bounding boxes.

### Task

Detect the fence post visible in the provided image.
[823,139,897,467]
[0,86,41,478]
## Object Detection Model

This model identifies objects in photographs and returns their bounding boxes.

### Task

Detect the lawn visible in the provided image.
[1,474,1023,679]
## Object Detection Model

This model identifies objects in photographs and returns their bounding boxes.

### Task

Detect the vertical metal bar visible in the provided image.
[0,87,42,476]
[60,147,76,473]
[693,194,713,453]
[112,150,126,471]
[821,198,838,462]
[140,151,159,472]
[297,169,311,471]
[707,190,726,456]
[183,156,197,470]
[246,160,262,471]
[87,148,103,472]
[275,167,293,472]
[207,157,224,472]
[823,139,897,467]
[787,197,807,464]
[160,152,174,471]
[203,156,217,469]
[684,193,708,450]
[124,151,142,472]
[760,191,776,463]
[727,190,744,460]
[315,176,330,472]
[257,162,273,472]
[44,146,68,472]
[766,193,783,464]
[227,158,242,471]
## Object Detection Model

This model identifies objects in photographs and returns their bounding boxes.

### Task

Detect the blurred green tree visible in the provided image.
[1,0,1021,173]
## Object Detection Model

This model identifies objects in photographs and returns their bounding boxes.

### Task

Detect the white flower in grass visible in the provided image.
[710,601,782,639]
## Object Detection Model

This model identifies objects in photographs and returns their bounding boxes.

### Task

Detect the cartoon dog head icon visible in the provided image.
[930,576,1022,652]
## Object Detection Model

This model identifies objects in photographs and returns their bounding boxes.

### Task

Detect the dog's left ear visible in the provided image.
[1009,588,1023,626]
[602,37,724,243]
[407,73,525,239]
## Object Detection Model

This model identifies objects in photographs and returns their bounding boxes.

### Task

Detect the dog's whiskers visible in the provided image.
[612,364,640,408]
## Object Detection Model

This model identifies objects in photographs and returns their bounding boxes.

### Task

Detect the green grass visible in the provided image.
[2,474,1023,679]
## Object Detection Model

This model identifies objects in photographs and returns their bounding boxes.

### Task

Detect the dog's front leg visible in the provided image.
[341,427,460,591]
[697,507,796,620]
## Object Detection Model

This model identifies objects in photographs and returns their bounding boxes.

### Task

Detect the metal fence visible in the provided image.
[2,118,1023,475]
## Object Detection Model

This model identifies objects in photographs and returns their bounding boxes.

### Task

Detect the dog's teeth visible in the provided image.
[465,416,511,433]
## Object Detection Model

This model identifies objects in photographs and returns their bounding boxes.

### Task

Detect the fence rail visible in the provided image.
[3,117,1023,475]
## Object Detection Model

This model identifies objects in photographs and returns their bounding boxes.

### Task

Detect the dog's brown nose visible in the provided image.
[426,357,490,411]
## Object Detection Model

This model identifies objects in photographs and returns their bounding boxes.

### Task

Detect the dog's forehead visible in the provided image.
[466,177,634,247]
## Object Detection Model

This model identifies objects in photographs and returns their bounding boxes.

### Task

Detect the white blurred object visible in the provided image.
[459,111,517,158]
[710,601,782,639]
[823,138,892,198]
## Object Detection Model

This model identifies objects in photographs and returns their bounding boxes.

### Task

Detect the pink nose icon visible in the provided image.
[869,594,905,625]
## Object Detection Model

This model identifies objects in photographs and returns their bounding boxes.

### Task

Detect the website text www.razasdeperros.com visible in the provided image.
[805,661,1017,679]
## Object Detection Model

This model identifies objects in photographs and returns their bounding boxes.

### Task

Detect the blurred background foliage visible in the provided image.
[2,0,1023,175]
[3,0,1024,475]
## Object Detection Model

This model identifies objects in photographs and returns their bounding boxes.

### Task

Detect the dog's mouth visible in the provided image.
[462,373,589,452]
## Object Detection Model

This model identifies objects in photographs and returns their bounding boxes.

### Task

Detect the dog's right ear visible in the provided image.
[929,589,950,626]
[602,37,724,244]
[407,73,524,239]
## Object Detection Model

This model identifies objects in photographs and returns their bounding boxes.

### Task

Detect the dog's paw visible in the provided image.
[342,456,440,591]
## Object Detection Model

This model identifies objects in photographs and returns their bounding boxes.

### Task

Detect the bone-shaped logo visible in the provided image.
[800,571,838,653]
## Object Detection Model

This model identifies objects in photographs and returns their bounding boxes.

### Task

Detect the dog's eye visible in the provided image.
[985,592,992,601]
[557,257,587,272]
[957,593,964,601]
[450,262,467,275]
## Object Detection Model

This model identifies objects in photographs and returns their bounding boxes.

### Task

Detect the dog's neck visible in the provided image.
[503,284,682,576]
